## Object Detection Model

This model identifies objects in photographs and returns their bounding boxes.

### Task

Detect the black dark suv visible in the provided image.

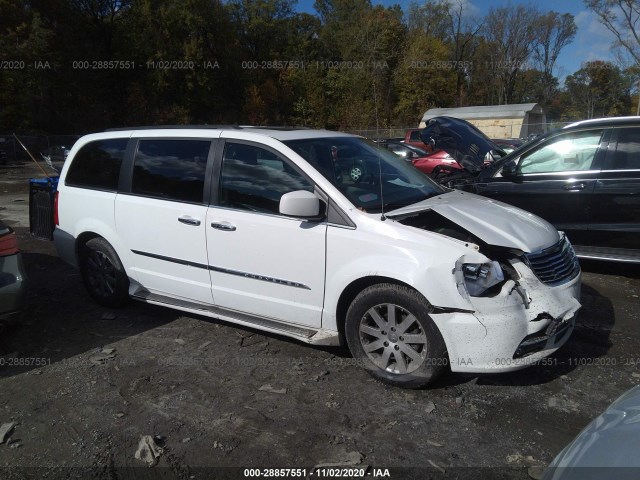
[422,116,640,263]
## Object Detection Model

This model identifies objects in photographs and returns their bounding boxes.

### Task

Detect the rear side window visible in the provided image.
[132,139,211,203]
[65,139,127,190]
[409,130,420,141]
[607,128,640,170]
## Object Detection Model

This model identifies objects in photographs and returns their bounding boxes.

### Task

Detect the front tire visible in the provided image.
[345,284,447,388]
[79,237,129,307]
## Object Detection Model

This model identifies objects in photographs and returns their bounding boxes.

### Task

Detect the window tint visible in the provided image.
[607,128,640,170]
[219,143,313,214]
[409,131,421,141]
[132,139,210,203]
[285,137,443,213]
[65,139,127,190]
[518,130,603,174]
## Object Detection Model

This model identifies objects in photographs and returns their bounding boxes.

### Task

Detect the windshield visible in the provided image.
[284,137,445,213]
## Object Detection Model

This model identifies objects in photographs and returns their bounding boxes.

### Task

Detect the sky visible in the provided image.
[296,0,619,80]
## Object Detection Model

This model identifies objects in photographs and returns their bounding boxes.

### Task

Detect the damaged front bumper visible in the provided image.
[430,258,581,373]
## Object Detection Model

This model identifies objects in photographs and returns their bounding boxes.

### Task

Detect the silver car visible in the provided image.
[543,385,640,480]
[0,221,27,331]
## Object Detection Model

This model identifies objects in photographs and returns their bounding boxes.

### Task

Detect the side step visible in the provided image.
[131,288,340,346]
[574,245,640,264]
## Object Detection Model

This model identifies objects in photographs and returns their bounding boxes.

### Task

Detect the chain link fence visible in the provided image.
[0,134,80,164]
[348,121,574,141]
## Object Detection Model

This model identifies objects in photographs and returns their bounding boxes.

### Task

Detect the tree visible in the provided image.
[69,0,132,56]
[0,1,54,131]
[532,12,577,104]
[124,0,243,125]
[445,0,483,106]
[406,0,450,39]
[585,0,640,66]
[484,5,541,104]
[393,35,455,125]
[312,0,406,128]
[564,60,632,119]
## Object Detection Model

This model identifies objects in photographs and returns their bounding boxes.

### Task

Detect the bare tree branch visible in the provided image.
[586,0,640,66]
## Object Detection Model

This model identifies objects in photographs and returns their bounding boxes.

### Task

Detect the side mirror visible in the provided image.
[501,161,517,177]
[279,190,321,218]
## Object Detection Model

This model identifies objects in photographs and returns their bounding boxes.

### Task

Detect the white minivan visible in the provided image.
[53,127,581,388]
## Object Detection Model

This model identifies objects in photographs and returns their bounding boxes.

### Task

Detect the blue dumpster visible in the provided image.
[29,176,59,240]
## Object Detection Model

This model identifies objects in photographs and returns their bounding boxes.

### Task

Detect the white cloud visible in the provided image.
[573,9,618,66]
[444,0,481,19]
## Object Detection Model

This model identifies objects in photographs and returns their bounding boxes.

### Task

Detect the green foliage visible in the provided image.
[564,60,632,119]
[0,0,625,133]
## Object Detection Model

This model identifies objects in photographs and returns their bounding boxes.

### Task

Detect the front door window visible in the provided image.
[518,130,604,174]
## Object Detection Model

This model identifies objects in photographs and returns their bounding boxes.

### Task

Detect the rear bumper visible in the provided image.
[53,227,78,268]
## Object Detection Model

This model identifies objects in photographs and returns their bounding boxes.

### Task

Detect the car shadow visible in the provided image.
[0,250,179,379]
[579,258,640,279]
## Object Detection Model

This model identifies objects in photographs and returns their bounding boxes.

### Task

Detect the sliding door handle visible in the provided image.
[211,221,236,231]
[178,216,201,226]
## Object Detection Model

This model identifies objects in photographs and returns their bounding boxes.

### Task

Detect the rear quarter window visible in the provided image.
[65,139,127,190]
[131,139,211,203]
[608,128,640,170]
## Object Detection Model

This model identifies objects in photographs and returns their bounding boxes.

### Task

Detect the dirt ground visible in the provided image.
[1,159,639,479]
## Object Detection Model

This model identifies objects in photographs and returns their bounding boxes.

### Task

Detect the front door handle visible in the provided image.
[211,221,236,231]
[563,183,586,191]
[178,216,201,226]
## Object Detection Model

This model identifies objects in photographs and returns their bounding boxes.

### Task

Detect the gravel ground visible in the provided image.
[1,159,639,479]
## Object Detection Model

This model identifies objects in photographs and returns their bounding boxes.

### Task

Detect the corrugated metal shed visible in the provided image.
[419,103,546,139]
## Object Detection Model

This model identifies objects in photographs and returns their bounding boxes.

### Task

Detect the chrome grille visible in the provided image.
[524,235,580,286]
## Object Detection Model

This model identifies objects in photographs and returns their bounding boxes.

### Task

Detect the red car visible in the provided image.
[381,141,462,175]
[412,149,461,175]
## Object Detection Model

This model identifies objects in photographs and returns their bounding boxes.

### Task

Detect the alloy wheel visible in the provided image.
[86,250,117,298]
[358,303,428,374]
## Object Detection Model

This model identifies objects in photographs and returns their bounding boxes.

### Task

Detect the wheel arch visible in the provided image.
[335,275,432,345]
[75,231,102,255]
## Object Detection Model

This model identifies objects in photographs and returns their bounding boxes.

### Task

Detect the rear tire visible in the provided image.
[345,283,448,388]
[79,237,129,307]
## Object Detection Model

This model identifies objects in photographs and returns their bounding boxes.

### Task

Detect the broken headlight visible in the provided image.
[462,261,504,296]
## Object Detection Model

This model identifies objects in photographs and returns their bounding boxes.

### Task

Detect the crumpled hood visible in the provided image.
[387,191,559,253]
[420,116,504,173]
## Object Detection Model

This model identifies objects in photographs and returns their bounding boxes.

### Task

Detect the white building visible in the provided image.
[420,103,546,139]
